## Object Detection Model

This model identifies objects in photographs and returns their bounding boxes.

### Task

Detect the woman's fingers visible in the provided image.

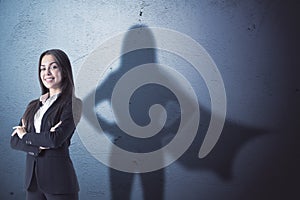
[12,126,26,139]
[12,126,24,131]
[54,121,62,128]
[12,119,26,136]
[21,118,26,128]
[50,121,62,132]
[11,129,17,136]
[39,146,50,150]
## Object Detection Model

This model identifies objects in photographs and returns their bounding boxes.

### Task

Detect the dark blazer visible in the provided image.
[10,95,81,194]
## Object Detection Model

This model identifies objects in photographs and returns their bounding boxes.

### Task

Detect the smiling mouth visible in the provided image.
[44,77,55,82]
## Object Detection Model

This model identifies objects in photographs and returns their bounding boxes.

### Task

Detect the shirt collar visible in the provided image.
[39,92,60,105]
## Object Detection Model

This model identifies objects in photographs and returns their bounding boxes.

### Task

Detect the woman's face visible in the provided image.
[40,54,62,92]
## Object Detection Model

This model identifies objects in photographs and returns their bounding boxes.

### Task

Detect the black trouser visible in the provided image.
[26,171,78,200]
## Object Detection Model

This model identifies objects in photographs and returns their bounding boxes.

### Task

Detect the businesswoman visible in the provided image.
[11,49,82,200]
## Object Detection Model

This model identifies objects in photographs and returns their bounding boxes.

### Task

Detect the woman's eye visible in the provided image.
[51,65,58,70]
[40,67,46,71]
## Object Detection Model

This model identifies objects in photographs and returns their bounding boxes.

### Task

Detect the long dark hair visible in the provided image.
[22,49,80,131]
[38,49,75,98]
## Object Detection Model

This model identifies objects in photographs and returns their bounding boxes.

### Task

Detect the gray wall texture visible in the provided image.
[1,0,299,200]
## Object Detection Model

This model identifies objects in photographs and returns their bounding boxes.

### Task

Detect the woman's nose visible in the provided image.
[46,67,52,75]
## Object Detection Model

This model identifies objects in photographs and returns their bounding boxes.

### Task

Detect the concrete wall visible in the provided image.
[0,0,299,199]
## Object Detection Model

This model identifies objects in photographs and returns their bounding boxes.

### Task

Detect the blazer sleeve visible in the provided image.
[10,119,40,156]
[21,100,81,149]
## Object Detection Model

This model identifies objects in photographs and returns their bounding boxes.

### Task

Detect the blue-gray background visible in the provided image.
[1,0,299,199]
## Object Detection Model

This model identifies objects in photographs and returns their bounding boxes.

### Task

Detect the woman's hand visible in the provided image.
[39,121,62,150]
[12,119,27,139]
[50,121,62,132]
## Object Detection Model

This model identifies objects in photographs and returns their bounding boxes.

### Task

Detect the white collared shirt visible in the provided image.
[34,93,59,133]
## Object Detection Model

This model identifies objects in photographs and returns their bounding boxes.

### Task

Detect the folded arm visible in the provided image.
[21,102,77,149]
[11,119,63,154]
